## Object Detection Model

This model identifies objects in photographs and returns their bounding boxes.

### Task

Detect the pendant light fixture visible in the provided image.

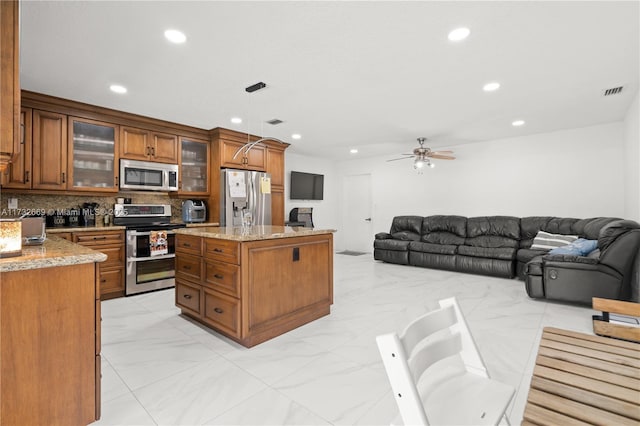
[232,82,286,161]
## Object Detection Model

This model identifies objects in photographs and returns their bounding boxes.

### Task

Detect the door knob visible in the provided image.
[365,218,372,221]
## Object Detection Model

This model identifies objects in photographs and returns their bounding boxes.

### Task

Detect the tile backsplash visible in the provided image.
[0,192,185,223]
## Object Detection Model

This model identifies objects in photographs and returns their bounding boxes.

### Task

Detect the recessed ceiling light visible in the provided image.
[291,134,302,140]
[230,117,242,124]
[512,120,525,127]
[448,27,470,42]
[350,149,358,154]
[483,82,501,92]
[164,29,186,44]
[109,84,127,94]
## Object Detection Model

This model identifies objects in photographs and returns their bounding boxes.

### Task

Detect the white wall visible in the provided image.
[624,91,640,222]
[286,123,627,251]
[284,153,339,230]
[334,123,626,249]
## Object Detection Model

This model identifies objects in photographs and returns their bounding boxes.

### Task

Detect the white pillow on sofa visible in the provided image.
[531,231,578,250]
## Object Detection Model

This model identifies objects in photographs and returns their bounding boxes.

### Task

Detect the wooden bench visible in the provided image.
[522,327,640,425]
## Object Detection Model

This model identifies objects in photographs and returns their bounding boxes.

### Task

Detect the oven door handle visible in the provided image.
[128,230,178,236]
[127,254,176,262]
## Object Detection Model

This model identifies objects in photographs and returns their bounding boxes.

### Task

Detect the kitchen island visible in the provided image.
[174,226,335,347]
[0,236,106,425]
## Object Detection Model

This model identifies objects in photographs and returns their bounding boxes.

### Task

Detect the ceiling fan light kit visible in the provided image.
[389,137,455,172]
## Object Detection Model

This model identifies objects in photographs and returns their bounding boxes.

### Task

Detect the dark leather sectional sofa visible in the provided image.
[374,215,640,305]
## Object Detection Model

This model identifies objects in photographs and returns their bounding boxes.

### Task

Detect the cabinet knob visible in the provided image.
[213,307,223,314]
[100,279,107,283]
[183,294,192,299]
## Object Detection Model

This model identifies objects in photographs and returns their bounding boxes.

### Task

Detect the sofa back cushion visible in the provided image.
[390,216,423,240]
[465,216,520,248]
[421,215,467,245]
[543,217,579,235]
[519,216,553,248]
[582,217,622,239]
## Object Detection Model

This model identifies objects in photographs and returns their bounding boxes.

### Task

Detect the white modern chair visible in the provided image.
[376,297,515,425]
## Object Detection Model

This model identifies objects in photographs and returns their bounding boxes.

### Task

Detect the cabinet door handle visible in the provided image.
[62,172,66,183]
[213,307,223,314]
[20,123,25,145]
[25,171,29,183]
[115,176,118,185]
[183,294,192,299]
[151,147,155,156]
[214,274,223,279]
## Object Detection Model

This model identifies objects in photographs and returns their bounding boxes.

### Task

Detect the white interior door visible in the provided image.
[342,173,372,253]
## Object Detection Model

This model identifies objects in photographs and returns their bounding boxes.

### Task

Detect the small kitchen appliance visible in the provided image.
[182,200,206,223]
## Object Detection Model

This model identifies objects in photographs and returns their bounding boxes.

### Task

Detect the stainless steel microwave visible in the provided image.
[120,159,179,192]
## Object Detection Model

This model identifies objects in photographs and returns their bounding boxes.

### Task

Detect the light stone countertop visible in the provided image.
[175,225,336,241]
[0,236,107,272]
[183,222,220,228]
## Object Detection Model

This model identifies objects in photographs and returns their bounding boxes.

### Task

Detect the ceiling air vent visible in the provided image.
[266,118,284,125]
[602,86,624,97]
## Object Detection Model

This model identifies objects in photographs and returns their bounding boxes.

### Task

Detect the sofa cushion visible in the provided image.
[531,231,578,250]
[373,239,412,251]
[519,216,553,248]
[389,216,423,235]
[391,231,421,241]
[543,217,579,235]
[598,220,640,251]
[549,238,598,256]
[517,248,548,263]
[467,216,520,239]
[458,245,516,260]
[542,254,599,265]
[375,232,392,240]
[421,215,466,245]
[583,217,623,240]
[465,235,519,248]
[408,241,457,255]
[525,256,544,275]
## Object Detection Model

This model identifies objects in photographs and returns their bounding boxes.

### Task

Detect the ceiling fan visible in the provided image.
[387,137,455,170]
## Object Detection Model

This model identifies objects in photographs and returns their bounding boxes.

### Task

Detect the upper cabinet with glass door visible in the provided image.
[68,117,119,192]
[178,136,209,195]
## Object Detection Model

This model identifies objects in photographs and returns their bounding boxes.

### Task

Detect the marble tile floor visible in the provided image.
[93,254,598,426]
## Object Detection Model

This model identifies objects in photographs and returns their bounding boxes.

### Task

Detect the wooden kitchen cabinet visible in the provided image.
[266,145,286,226]
[175,231,333,347]
[220,139,266,170]
[120,126,178,163]
[73,229,125,299]
[1,107,31,188]
[0,0,20,173]
[68,116,119,192]
[178,136,210,195]
[32,110,68,190]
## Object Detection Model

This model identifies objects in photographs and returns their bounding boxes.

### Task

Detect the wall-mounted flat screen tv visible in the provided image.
[290,171,324,200]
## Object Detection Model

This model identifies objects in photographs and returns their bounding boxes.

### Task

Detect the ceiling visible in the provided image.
[20,1,639,160]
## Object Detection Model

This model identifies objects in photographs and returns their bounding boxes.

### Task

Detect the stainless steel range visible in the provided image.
[113,204,186,296]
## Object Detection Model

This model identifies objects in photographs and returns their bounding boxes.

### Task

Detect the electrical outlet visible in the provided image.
[8,198,18,209]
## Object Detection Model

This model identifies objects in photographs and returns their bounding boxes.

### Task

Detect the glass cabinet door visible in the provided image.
[179,137,209,195]
[69,117,118,192]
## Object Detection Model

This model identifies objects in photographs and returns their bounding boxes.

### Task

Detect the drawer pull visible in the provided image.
[183,294,192,299]
[100,279,107,283]
[213,307,224,314]
[214,274,223,279]
[213,248,223,253]
[183,243,191,247]
[183,265,192,270]
[93,236,107,240]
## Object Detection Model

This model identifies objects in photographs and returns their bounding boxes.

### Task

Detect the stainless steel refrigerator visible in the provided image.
[220,169,272,227]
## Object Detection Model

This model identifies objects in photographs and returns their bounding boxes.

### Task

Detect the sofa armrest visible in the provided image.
[542,254,599,265]
[375,232,393,240]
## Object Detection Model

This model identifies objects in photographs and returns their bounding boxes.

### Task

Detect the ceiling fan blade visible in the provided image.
[428,154,456,160]
[431,150,454,154]
[386,157,413,162]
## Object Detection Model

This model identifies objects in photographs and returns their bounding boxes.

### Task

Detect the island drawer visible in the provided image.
[176,254,203,282]
[205,239,240,264]
[203,260,240,297]
[99,268,123,294]
[176,234,202,256]
[97,245,124,269]
[203,289,240,337]
[176,280,201,315]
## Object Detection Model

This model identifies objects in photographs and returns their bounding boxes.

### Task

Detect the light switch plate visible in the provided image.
[8,198,18,209]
